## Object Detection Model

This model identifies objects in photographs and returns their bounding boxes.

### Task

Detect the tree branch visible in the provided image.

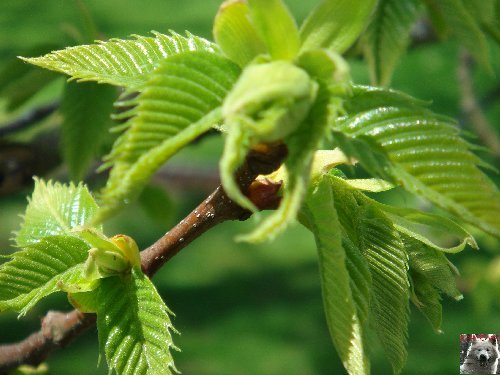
[0,101,59,138]
[457,49,500,157]
[0,143,287,374]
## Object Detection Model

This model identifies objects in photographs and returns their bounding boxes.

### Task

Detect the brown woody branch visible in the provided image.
[0,143,287,374]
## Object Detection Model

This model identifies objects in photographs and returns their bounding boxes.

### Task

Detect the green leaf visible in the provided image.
[236,78,336,242]
[213,0,267,66]
[409,271,443,333]
[464,0,500,41]
[423,0,491,70]
[300,0,377,54]
[0,236,89,316]
[363,0,422,85]
[61,81,117,181]
[403,235,462,300]
[329,176,410,373]
[97,267,178,375]
[96,51,240,221]
[247,0,300,60]
[301,178,370,375]
[15,178,100,248]
[21,32,219,90]
[380,205,477,254]
[334,85,500,238]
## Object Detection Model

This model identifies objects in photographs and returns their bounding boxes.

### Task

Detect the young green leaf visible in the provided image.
[21,32,218,90]
[363,0,422,86]
[247,0,300,60]
[61,81,117,181]
[96,51,240,221]
[0,236,89,316]
[409,271,443,333]
[329,176,410,374]
[97,267,178,375]
[213,0,267,66]
[220,60,318,214]
[15,178,100,248]
[334,85,500,238]
[423,0,491,71]
[300,0,377,54]
[301,178,370,375]
[403,235,462,300]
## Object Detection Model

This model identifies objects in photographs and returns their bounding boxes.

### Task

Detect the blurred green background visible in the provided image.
[0,1,499,374]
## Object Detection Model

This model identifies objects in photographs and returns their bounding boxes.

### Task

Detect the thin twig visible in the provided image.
[0,101,59,138]
[457,49,500,157]
[0,143,287,374]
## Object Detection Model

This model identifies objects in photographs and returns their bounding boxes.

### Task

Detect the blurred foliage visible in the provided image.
[0,1,498,374]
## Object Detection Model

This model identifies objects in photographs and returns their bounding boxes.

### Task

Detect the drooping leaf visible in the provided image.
[403,234,462,300]
[363,0,422,86]
[0,236,89,316]
[247,0,300,60]
[97,267,178,375]
[301,177,370,375]
[379,204,478,254]
[410,271,443,333]
[329,176,410,373]
[213,0,266,66]
[334,85,500,238]
[423,0,491,70]
[96,51,240,221]
[15,178,100,248]
[300,0,377,54]
[61,81,117,181]
[21,32,219,90]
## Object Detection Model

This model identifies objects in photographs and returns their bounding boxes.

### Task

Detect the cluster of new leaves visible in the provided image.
[5,0,500,374]
[0,179,178,375]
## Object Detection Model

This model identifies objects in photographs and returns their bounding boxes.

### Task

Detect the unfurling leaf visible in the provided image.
[21,32,218,90]
[15,178,100,248]
[97,267,178,375]
[247,0,300,60]
[213,0,267,66]
[300,0,377,53]
[220,61,318,213]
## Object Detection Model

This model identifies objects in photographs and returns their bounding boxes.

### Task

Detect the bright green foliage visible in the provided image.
[213,0,267,66]
[334,85,500,237]
[220,60,317,213]
[463,0,500,41]
[0,236,89,316]
[363,0,422,86]
[327,176,410,374]
[96,51,240,221]
[423,0,491,71]
[300,0,377,53]
[97,267,177,375]
[61,81,117,181]
[21,32,218,90]
[15,178,100,248]
[247,0,300,60]
[301,178,370,375]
